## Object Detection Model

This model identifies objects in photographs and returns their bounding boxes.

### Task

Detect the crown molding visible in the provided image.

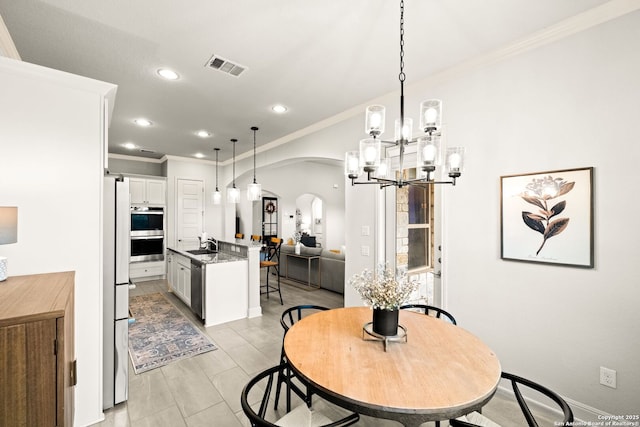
[265,0,640,151]
[108,153,166,164]
[412,0,640,89]
[162,154,219,166]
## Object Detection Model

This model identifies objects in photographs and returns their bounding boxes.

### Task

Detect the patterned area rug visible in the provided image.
[128,292,217,374]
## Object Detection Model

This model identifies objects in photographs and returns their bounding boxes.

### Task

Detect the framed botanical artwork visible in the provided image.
[500,167,594,268]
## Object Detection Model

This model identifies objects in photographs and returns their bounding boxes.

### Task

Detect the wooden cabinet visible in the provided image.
[0,272,75,427]
[130,177,166,205]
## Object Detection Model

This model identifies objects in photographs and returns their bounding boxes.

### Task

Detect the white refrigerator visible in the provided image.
[103,175,130,409]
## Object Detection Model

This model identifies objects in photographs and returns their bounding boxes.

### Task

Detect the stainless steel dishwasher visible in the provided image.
[190,260,204,320]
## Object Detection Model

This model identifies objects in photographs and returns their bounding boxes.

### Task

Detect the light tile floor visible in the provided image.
[94,275,560,427]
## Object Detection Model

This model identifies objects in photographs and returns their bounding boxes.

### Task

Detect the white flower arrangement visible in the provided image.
[350,264,419,311]
[293,230,302,244]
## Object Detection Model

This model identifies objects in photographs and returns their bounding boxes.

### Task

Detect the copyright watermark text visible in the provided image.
[556,415,640,426]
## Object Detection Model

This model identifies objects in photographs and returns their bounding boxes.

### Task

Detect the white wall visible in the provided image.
[421,12,639,417]
[0,57,116,426]
[234,160,346,250]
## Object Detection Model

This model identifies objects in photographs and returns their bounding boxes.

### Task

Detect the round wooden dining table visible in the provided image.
[283,306,501,427]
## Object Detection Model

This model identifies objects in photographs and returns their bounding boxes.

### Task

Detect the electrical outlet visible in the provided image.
[600,366,617,389]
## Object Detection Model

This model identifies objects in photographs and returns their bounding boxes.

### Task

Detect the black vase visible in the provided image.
[372,308,399,336]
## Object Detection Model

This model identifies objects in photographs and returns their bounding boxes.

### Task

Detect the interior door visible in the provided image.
[432,184,444,307]
[176,179,203,250]
[262,197,278,240]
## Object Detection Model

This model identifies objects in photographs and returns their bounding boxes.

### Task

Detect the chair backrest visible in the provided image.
[241,363,359,427]
[251,234,261,242]
[450,371,574,427]
[400,304,457,325]
[235,233,244,239]
[280,305,329,333]
[266,237,282,262]
[503,372,573,426]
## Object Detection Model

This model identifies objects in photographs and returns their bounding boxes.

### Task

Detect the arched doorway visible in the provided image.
[295,193,323,247]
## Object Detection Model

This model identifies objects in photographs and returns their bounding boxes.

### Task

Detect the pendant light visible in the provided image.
[247,126,262,201]
[211,148,222,205]
[227,139,240,204]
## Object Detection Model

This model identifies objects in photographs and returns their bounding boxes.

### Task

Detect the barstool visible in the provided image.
[260,237,283,304]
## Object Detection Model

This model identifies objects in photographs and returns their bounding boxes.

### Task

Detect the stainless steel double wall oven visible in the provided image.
[130,206,164,262]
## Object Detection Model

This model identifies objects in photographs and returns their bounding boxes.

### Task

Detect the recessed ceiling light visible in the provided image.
[196,130,211,138]
[157,68,179,80]
[272,104,287,114]
[134,118,152,127]
[195,153,205,159]
[122,142,136,150]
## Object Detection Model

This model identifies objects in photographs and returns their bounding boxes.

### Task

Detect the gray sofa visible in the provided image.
[278,244,345,294]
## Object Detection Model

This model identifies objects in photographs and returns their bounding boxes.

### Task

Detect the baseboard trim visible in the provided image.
[247,306,262,318]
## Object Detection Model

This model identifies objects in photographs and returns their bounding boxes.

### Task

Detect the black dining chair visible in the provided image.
[400,303,457,325]
[274,305,330,411]
[400,304,456,427]
[260,237,283,304]
[241,363,359,427]
[449,372,574,427]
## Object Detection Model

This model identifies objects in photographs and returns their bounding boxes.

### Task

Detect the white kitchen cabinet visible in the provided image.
[129,260,165,280]
[203,260,248,327]
[177,259,191,305]
[130,178,166,205]
[170,252,191,305]
[166,252,175,290]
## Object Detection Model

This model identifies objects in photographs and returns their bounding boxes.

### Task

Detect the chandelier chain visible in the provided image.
[399,0,405,83]
[214,148,219,189]
[231,139,236,187]
[252,128,257,183]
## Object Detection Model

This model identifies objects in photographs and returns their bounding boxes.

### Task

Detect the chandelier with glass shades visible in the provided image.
[345,0,465,188]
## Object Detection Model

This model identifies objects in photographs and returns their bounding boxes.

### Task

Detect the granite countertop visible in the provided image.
[168,247,245,264]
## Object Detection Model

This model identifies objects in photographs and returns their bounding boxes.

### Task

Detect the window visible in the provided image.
[397,169,434,272]
[407,184,432,270]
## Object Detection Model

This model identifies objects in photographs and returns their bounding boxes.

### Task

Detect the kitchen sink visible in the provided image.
[186,249,218,255]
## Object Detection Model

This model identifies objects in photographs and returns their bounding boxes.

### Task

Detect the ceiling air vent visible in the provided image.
[139,149,156,154]
[205,54,247,77]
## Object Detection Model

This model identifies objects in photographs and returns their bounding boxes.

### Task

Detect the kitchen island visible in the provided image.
[167,239,261,326]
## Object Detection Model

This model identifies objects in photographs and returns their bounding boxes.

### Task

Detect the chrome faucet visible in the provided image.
[205,237,218,252]
[197,234,218,251]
